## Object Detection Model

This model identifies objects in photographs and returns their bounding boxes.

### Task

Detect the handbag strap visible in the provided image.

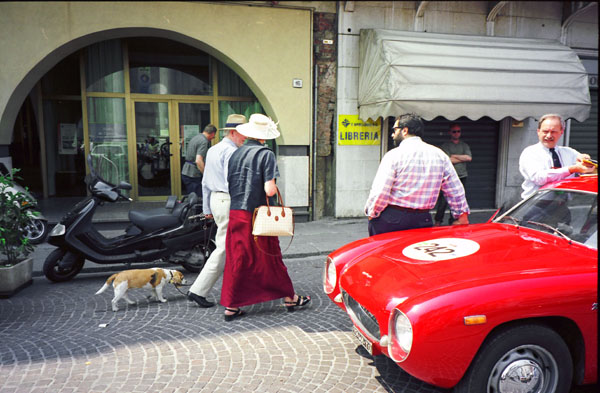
[261,186,290,219]
[253,234,294,256]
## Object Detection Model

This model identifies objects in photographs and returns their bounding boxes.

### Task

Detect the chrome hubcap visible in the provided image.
[499,359,543,393]
[488,345,558,393]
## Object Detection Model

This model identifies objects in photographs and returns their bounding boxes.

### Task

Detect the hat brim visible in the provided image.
[236,122,280,140]
[219,123,245,130]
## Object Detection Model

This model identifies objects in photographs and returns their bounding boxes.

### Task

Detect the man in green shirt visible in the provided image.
[181,124,217,197]
[434,123,472,226]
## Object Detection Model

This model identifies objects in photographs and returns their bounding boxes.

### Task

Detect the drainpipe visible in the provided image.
[312,63,319,221]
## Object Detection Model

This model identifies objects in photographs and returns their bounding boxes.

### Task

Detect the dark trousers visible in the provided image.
[182,175,203,197]
[368,206,433,237]
[434,177,467,225]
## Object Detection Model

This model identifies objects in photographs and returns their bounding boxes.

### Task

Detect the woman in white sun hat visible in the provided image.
[219,113,311,321]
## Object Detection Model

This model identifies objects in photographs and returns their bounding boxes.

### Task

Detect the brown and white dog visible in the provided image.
[95,268,187,311]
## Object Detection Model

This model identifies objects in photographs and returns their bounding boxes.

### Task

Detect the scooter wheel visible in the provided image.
[23,218,48,244]
[43,249,85,282]
[181,240,216,273]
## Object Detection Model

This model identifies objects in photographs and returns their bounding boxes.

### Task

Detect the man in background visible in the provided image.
[181,124,217,197]
[435,124,471,226]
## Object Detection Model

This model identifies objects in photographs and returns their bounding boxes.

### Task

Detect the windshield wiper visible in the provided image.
[525,221,572,243]
[498,215,521,226]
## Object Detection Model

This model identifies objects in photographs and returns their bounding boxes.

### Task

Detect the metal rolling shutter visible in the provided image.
[569,89,598,160]
[423,117,499,209]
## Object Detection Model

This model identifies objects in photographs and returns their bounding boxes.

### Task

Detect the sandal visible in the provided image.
[284,295,311,312]
[224,308,245,322]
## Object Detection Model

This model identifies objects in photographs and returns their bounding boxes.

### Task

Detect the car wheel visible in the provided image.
[455,324,572,393]
[43,249,85,282]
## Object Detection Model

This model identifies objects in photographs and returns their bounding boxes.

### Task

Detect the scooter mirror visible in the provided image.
[118,181,132,190]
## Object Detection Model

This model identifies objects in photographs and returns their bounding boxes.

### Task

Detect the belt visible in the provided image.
[387,204,430,213]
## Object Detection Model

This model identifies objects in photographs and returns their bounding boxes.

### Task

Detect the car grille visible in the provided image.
[341,289,381,340]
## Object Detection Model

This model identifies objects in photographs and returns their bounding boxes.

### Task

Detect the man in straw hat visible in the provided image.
[219,113,310,321]
[187,114,248,308]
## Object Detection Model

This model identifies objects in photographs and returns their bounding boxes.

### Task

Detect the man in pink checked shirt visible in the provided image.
[364,113,470,236]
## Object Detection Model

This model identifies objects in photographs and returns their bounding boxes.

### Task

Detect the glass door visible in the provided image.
[133,101,173,198]
[178,102,211,195]
[132,100,212,199]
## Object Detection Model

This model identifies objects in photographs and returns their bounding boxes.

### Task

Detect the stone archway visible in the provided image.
[0,27,273,146]
[0,2,312,148]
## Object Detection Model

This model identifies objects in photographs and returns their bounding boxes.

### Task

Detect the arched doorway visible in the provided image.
[19,36,264,201]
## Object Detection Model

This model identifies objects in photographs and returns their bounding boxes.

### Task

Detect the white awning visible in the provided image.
[358,29,591,122]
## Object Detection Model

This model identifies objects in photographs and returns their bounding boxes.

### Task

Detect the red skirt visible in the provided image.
[220,209,295,308]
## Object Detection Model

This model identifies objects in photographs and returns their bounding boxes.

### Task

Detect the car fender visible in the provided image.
[391,271,597,388]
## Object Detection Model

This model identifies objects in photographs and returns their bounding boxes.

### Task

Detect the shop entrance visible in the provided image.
[24,37,264,202]
[132,100,211,200]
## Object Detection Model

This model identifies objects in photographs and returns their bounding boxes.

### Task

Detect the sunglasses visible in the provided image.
[451,130,461,133]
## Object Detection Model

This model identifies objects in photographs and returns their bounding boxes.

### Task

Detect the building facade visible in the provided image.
[0,1,328,219]
[334,1,598,217]
[0,1,597,220]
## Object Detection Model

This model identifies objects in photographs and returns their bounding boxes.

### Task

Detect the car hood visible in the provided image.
[339,223,597,302]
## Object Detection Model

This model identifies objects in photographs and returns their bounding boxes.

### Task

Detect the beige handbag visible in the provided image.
[252,187,294,237]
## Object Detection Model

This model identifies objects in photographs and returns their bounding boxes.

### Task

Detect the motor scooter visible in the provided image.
[43,154,216,282]
[0,163,49,244]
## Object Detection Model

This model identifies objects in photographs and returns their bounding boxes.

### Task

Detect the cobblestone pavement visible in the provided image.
[1,255,597,393]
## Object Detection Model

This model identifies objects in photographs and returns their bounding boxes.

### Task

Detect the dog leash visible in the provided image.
[172,282,190,296]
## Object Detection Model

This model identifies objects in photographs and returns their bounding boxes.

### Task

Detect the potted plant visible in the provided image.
[0,167,35,298]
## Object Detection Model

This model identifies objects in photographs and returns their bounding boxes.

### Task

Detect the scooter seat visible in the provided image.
[129,208,180,232]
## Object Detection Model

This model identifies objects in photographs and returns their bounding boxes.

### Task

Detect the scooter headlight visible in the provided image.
[49,223,65,236]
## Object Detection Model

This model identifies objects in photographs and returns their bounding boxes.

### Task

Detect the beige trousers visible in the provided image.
[189,192,230,297]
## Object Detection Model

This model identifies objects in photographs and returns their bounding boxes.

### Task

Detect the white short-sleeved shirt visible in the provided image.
[519,142,580,199]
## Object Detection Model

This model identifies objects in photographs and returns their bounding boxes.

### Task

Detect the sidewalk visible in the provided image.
[32,198,495,276]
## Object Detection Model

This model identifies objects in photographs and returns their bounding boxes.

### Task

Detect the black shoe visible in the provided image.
[224,308,246,322]
[284,295,311,312]
[187,292,215,308]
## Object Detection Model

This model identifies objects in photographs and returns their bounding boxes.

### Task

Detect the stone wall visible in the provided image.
[313,11,337,218]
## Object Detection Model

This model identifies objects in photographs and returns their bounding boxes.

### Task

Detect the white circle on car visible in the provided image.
[402,238,480,263]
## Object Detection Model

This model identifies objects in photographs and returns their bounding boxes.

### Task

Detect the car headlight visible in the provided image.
[323,257,337,294]
[388,309,413,362]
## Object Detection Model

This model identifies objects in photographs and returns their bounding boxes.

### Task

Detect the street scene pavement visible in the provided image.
[1,210,597,392]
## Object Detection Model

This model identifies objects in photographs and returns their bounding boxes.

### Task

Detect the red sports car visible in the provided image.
[324,175,597,393]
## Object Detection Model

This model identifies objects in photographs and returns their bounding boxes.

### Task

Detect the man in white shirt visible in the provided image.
[519,113,594,199]
[187,114,247,308]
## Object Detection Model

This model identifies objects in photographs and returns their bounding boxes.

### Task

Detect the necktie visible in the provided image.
[549,148,562,168]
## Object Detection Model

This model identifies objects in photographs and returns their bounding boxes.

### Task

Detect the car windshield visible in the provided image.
[495,189,597,249]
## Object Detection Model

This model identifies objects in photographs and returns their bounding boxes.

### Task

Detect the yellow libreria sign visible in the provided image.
[338,115,381,145]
